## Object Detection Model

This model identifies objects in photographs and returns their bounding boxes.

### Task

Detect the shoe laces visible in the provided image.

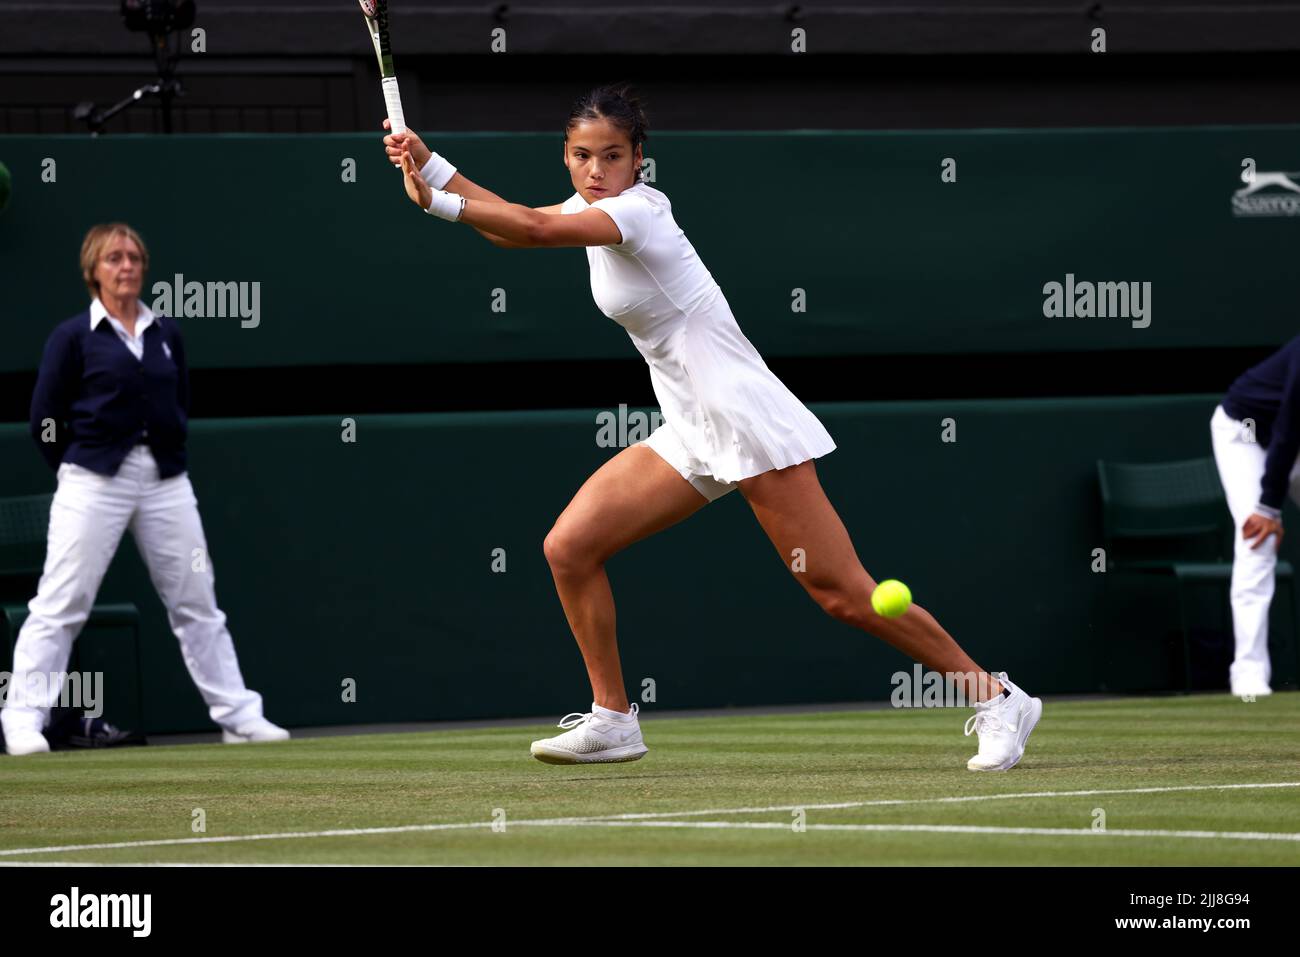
[557,711,595,731]
[964,710,1006,737]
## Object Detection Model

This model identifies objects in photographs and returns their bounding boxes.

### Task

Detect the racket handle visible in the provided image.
[382,76,406,135]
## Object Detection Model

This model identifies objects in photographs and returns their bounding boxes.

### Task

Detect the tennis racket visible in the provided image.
[358,0,406,134]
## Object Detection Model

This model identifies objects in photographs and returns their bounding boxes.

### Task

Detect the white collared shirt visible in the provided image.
[90,297,156,361]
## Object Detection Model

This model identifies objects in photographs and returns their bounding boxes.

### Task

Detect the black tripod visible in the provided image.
[74,0,195,135]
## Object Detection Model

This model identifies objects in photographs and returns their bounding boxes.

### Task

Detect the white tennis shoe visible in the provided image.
[964,672,1042,771]
[4,729,51,756]
[530,702,648,765]
[222,718,290,744]
[1231,678,1272,700]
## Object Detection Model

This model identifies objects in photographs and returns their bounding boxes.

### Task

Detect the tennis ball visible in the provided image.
[871,579,912,618]
[0,161,10,215]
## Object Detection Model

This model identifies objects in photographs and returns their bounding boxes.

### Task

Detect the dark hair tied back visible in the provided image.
[565,82,649,183]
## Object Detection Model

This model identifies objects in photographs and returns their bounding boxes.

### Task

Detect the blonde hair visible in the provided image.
[80,223,149,300]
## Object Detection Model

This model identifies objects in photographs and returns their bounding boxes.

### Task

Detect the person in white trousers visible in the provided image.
[2,223,288,756]
[1210,333,1300,699]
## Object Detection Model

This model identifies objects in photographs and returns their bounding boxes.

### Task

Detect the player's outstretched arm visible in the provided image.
[456,196,621,249]
[385,123,564,246]
[399,150,610,249]
[472,203,566,249]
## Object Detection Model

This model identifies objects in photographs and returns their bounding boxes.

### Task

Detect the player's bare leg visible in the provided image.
[738,459,1042,769]
[532,444,708,763]
[737,460,1002,701]
[543,443,708,711]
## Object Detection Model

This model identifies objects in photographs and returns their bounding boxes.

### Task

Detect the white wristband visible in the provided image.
[419,152,457,190]
[424,189,466,222]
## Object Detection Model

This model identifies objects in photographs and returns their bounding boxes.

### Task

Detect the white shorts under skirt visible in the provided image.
[638,423,739,503]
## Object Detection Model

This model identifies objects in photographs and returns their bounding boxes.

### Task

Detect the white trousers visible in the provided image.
[1,446,265,736]
[1209,404,1300,688]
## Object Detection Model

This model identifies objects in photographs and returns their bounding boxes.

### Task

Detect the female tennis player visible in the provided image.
[383,84,1042,771]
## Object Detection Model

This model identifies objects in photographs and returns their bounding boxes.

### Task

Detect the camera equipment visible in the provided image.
[74,1,197,135]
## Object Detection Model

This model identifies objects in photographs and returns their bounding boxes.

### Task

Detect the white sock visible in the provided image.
[593,703,634,722]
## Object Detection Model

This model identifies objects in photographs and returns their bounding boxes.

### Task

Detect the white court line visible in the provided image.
[558,821,1300,842]
[1,781,1297,858]
[0,862,410,868]
[584,781,1300,820]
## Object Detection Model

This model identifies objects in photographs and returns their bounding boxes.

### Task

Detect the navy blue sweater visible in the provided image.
[29,308,190,477]
[1223,333,1300,510]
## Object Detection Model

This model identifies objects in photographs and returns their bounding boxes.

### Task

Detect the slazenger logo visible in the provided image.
[1232,164,1300,217]
[49,886,151,937]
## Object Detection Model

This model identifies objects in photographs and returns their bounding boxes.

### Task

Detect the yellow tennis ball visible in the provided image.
[871,579,912,618]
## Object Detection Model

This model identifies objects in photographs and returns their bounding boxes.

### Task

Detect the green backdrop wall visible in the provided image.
[2,125,1298,373]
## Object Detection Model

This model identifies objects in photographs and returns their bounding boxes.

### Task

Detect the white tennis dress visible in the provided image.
[561,182,836,500]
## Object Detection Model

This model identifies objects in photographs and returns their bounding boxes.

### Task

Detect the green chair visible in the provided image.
[0,493,143,723]
[1097,457,1300,692]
